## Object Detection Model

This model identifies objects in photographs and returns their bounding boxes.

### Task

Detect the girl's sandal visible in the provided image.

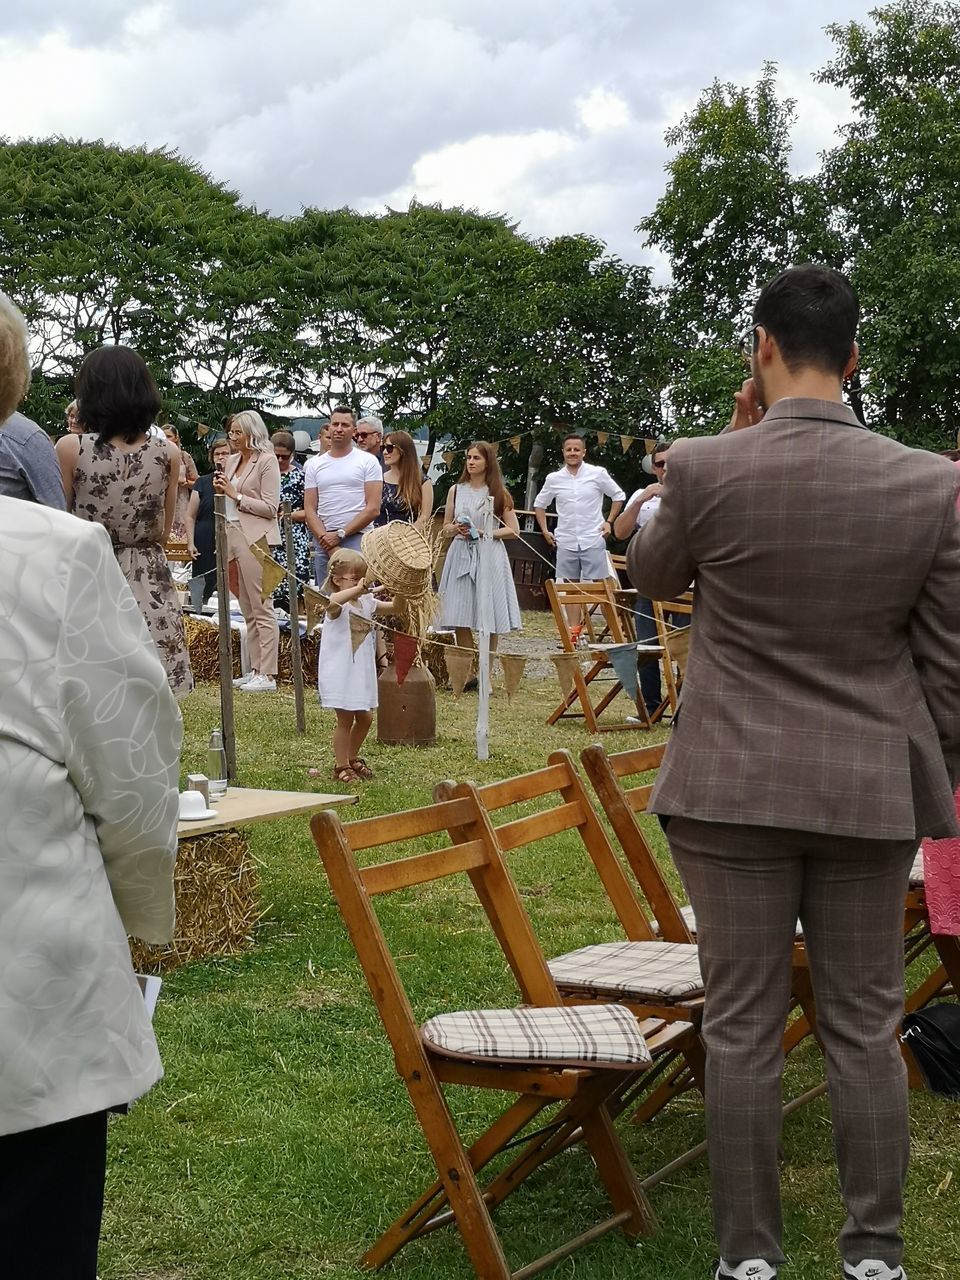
[349,757,375,780]
[331,764,360,783]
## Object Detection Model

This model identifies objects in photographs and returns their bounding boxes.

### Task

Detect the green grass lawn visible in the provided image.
[99,654,960,1280]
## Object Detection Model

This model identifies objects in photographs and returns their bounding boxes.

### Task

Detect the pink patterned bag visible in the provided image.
[920,786,960,936]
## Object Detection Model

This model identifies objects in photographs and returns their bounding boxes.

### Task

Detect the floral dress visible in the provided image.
[272,464,313,606]
[71,435,194,699]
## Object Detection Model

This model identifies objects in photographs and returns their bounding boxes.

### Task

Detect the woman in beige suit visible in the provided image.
[215,409,281,691]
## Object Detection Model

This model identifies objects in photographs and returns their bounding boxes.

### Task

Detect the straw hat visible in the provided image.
[360,522,438,639]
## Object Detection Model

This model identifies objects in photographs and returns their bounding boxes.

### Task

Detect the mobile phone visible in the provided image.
[215,462,224,474]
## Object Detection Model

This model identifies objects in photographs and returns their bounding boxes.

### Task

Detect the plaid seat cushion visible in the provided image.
[421,1003,652,1068]
[910,848,924,885]
[648,905,804,941]
[548,940,703,1001]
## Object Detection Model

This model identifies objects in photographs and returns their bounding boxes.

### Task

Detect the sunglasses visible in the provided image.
[274,451,292,460]
[738,325,760,369]
[653,458,667,469]
[382,442,397,452]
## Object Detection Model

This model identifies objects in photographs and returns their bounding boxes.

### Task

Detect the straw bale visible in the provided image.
[129,829,259,972]
[422,630,456,688]
[184,613,319,686]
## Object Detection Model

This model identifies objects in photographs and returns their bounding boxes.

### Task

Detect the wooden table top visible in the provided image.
[177,786,358,839]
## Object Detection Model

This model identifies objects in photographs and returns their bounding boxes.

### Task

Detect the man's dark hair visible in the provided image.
[562,432,585,446]
[653,440,672,458]
[330,404,356,423]
[753,264,859,379]
[75,346,162,445]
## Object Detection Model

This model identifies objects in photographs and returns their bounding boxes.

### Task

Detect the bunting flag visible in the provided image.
[249,535,271,562]
[644,438,658,454]
[499,654,527,700]
[349,613,375,655]
[393,632,419,686]
[304,586,328,634]
[444,646,473,698]
[443,450,456,470]
[550,653,582,698]
[620,435,634,454]
[510,435,522,453]
[606,643,640,703]
[595,431,609,446]
[196,422,210,437]
[258,555,287,602]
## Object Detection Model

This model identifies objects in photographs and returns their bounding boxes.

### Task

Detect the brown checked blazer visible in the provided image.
[627,398,960,841]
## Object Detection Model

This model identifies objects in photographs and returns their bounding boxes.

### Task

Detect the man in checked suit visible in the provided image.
[627,265,960,1280]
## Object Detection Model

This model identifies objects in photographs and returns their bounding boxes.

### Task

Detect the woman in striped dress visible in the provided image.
[438,440,522,656]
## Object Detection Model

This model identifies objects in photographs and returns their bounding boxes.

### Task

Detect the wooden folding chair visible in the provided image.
[545,579,662,733]
[435,751,708,1126]
[651,591,693,716]
[310,797,690,1278]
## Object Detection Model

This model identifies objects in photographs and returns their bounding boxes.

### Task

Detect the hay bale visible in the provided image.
[129,829,259,972]
[184,612,320,686]
[423,631,455,688]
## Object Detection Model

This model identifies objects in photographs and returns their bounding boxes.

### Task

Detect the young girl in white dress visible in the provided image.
[316,548,394,784]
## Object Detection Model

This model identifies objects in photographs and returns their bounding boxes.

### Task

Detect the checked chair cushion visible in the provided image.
[548,940,703,1002]
[648,904,804,941]
[421,1002,652,1068]
[910,848,925,886]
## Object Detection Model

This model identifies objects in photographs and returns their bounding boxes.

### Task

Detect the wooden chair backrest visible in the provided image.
[546,578,628,652]
[310,799,563,1066]
[437,750,658,944]
[580,743,694,944]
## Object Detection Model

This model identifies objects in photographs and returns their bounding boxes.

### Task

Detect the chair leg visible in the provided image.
[580,1102,657,1239]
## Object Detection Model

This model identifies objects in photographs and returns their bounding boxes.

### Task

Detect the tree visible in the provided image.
[638,64,835,433]
[818,0,960,444]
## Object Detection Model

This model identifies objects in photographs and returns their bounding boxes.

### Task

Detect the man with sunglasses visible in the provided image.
[355,415,385,470]
[628,264,960,1280]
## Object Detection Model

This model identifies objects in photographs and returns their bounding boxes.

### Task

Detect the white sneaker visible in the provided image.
[843,1263,905,1280]
[241,674,277,692]
[716,1262,778,1280]
[233,672,255,687]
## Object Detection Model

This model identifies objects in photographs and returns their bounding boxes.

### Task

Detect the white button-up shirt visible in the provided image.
[534,461,626,550]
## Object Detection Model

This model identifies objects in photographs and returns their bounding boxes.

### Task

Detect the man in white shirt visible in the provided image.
[304,405,383,584]
[534,433,624,626]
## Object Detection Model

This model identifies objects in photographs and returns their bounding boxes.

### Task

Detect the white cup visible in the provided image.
[178,790,212,820]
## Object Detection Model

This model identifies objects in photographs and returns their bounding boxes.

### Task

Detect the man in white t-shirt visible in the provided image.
[534,432,624,627]
[304,405,383,584]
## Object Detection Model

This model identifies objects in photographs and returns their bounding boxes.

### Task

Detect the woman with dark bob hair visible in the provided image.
[56,345,193,698]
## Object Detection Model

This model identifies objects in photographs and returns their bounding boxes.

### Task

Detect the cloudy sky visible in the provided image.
[1,0,878,267]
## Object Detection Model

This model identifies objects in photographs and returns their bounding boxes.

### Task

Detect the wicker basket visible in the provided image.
[361,522,439,640]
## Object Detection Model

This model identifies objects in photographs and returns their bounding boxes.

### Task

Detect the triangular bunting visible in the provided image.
[606,643,640,703]
[499,654,527,700]
[304,586,327,634]
[443,450,456,470]
[595,431,609,446]
[259,555,286,602]
[249,535,271,564]
[188,575,205,611]
[349,612,375,655]
[196,422,210,437]
[644,438,657,454]
[393,632,419,686]
[551,653,581,698]
[620,435,634,454]
[510,435,522,453]
[445,646,473,698]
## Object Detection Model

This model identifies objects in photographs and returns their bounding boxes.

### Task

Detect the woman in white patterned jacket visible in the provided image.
[0,293,182,1280]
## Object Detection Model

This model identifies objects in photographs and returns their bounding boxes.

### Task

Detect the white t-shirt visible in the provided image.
[304,448,382,534]
[626,488,661,531]
[533,461,625,550]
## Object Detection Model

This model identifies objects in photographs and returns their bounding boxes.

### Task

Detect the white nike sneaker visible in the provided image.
[716,1262,777,1280]
[233,671,255,686]
[241,674,277,692]
[843,1262,905,1280]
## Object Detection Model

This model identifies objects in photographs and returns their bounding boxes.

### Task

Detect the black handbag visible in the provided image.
[901,1004,960,1100]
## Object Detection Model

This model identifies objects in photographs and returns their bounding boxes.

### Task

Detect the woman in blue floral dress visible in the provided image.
[270,430,312,607]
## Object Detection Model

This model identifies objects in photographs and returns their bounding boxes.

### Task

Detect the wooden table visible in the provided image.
[178,785,357,839]
[134,787,359,971]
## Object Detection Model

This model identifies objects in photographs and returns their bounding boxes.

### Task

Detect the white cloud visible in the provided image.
[0,0,880,263]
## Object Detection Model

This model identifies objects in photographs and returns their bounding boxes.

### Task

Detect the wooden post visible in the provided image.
[213,494,237,780]
[282,499,306,734]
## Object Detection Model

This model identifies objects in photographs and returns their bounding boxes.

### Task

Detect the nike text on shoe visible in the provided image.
[716,1261,778,1280]
[842,1262,905,1280]
[241,674,277,692]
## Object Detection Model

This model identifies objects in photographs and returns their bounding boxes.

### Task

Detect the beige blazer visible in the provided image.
[627,398,960,841]
[226,449,281,546]
[0,499,181,1135]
